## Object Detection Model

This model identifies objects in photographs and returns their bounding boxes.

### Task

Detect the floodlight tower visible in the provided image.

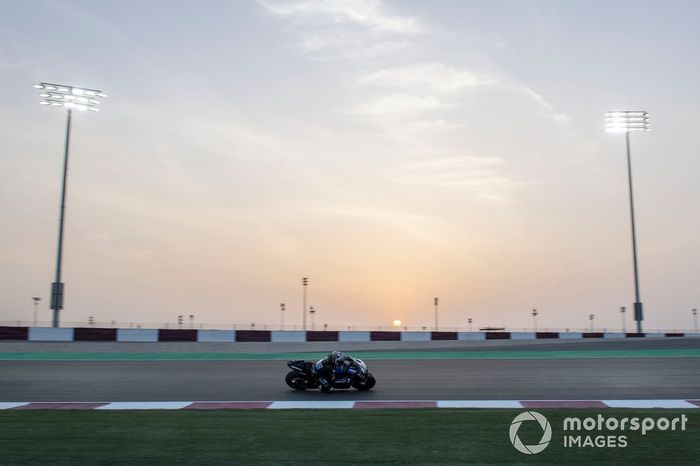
[36,82,106,327]
[605,111,650,334]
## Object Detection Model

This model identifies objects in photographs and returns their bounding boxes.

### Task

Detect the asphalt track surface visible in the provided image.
[2,339,699,402]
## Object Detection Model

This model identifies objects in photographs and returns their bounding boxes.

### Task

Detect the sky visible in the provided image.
[1,0,699,331]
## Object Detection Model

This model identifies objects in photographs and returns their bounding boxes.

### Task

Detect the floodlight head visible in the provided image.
[36,82,105,112]
[605,111,650,133]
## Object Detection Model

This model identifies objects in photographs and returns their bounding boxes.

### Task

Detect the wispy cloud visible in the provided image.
[259,0,422,60]
[259,0,423,33]
[395,156,522,203]
[358,63,495,92]
[352,93,446,118]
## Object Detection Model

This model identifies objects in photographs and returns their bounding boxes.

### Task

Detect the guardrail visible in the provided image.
[0,326,697,342]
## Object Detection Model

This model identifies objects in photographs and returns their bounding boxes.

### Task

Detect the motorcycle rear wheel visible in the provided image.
[351,373,376,390]
[285,371,309,390]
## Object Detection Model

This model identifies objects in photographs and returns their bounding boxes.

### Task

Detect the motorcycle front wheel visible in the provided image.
[351,373,376,390]
[285,371,310,390]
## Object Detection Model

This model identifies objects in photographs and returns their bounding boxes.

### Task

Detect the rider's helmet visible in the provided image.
[329,351,345,365]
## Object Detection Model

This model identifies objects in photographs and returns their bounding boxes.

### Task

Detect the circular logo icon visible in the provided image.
[509,411,552,454]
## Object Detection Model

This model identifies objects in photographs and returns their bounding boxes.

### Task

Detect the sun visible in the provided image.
[392,319,402,327]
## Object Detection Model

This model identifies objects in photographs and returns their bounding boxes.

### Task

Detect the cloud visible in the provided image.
[358,63,495,92]
[259,0,423,33]
[395,156,521,202]
[352,93,446,118]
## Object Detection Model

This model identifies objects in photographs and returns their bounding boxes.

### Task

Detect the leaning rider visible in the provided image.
[313,350,350,393]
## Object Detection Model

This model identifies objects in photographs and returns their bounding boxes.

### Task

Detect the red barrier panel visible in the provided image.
[625,333,646,338]
[306,331,339,342]
[582,332,604,338]
[536,332,559,339]
[74,327,117,341]
[235,330,271,342]
[0,326,29,340]
[485,332,511,340]
[370,331,400,341]
[158,329,197,342]
[665,333,684,337]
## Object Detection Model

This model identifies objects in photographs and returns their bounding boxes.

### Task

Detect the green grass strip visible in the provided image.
[0,409,698,465]
[0,349,699,360]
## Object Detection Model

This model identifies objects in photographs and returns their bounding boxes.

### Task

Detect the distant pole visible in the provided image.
[280,303,286,330]
[620,306,626,333]
[189,314,194,329]
[309,306,316,330]
[468,318,473,332]
[31,297,41,326]
[434,297,439,331]
[532,308,538,332]
[302,277,308,331]
[36,82,107,328]
[605,111,650,334]
[178,315,183,328]
[589,314,595,333]
[693,309,698,333]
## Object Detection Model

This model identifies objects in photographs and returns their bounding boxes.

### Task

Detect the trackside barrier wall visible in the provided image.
[197,330,235,342]
[271,331,305,343]
[117,329,158,342]
[510,332,536,340]
[400,332,431,342]
[338,331,370,342]
[458,332,485,341]
[0,328,696,342]
[28,327,73,342]
[0,326,28,340]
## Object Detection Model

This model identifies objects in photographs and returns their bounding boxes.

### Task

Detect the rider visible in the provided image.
[313,350,352,393]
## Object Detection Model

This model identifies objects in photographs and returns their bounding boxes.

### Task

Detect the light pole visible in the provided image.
[309,306,316,330]
[606,111,650,333]
[532,308,538,332]
[434,297,439,331]
[693,309,698,334]
[468,318,473,332]
[32,297,41,326]
[178,315,183,328]
[589,314,595,333]
[620,306,626,333]
[302,277,308,330]
[280,303,286,330]
[36,82,106,328]
[189,314,194,329]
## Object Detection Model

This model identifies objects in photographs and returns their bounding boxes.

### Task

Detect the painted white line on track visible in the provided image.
[96,402,193,410]
[603,400,698,409]
[0,402,27,409]
[268,401,355,409]
[437,400,523,408]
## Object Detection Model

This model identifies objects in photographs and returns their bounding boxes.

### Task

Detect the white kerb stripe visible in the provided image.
[268,401,355,409]
[603,400,697,409]
[0,402,28,410]
[96,402,192,410]
[437,400,523,408]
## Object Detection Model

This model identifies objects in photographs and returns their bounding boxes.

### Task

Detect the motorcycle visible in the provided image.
[285,357,376,391]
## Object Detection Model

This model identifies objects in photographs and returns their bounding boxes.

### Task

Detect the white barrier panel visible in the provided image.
[457,332,485,341]
[646,333,666,338]
[400,332,431,341]
[604,332,625,339]
[198,330,235,342]
[510,332,536,340]
[271,331,306,343]
[559,332,583,339]
[339,331,370,342]
[117,329,158,342]
[28,327,74,342]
